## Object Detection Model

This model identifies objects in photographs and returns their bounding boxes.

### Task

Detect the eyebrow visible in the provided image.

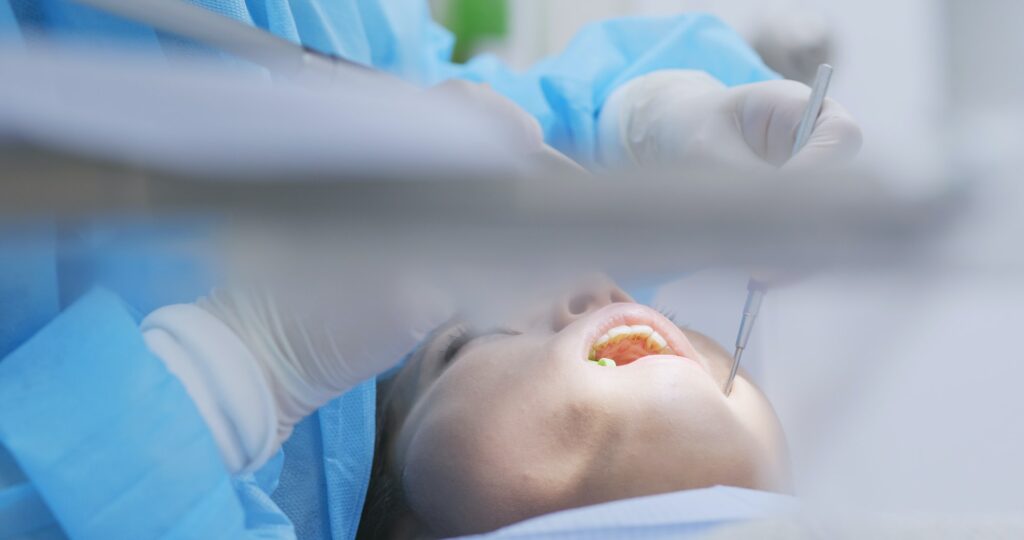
[444,326,522,365]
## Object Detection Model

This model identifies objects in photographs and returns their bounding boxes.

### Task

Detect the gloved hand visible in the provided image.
[428,79,586,174]
[198,276,453,445]
[597,70,861,172]
[428,79,546,156]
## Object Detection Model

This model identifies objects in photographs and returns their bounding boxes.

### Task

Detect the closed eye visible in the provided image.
[443,326,522,366]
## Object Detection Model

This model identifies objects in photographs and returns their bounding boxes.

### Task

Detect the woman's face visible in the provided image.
[385,277,789,536]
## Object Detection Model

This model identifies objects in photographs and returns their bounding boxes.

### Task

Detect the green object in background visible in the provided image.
[444,0,508,64]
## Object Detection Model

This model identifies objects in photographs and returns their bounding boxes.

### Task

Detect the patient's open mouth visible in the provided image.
[587,325,674,367]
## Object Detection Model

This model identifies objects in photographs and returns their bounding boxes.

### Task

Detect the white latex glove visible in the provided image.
[428,80,546,155]
[197,277,454,445]
[428,79,586,174]
[598,70,861,172]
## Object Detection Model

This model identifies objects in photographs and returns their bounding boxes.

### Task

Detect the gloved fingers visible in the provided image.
[290,271,456,387]
[736,80,815,167]
[784,98,863,171]
[427,79,546,155]
[735,80,862,169]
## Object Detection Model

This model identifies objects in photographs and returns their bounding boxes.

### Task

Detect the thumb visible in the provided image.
[785,98,863,171]
[734,80,862,169]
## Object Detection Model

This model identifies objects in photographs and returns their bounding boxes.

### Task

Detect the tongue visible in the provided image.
[593,339,653,366]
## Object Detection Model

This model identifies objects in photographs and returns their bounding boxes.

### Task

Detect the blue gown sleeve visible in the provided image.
[433,13,779,163]
[0,0,18,40]
[0,288,290,539]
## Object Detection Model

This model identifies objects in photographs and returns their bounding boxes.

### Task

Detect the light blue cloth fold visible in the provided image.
[267,380,375,540]
[0,482,60,539]
[0,0,18,40]
[0,221,59,359]
[0,288,250,539]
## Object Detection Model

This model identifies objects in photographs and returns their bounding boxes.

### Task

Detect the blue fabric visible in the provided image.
[313,382,375,540]
[0,222,60,359]
[268,380,375,540]
[56,218,221,316]
[0,0,18,40]
[0,289,249,539]
[8,0,164,51]
[0,481,60,539]
[1,1,775,163]
[233,451,297,540]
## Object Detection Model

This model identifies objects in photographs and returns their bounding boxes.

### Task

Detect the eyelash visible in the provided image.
[441,324,473,365]
[654,305,689,328]
[440,325,522,365]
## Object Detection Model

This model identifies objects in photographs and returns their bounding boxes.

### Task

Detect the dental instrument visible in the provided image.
[723,63,834,396]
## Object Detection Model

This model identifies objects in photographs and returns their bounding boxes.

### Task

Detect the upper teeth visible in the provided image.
[589,325,672,362]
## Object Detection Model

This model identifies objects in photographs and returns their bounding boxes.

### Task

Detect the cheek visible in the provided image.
[726,380,791,487]
[595,364,737,456]
[614,362,725,413]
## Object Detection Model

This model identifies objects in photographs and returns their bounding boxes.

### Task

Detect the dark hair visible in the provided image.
[357,324,467,539]
[356,371,411,540]
[357,327,456,540]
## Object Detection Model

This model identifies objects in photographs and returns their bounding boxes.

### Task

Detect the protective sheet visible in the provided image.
[8,0,164,50]
[0,222,60,359]
[470,486,799,539]
[0,482,61,540]
[268,380,376,540]
[0,289,249,539]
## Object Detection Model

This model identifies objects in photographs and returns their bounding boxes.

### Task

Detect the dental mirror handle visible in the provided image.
[792,64,835,157]
[724,281,765,395]
[724,64,834,396]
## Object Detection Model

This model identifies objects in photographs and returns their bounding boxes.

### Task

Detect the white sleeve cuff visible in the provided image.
[141,304,278,474]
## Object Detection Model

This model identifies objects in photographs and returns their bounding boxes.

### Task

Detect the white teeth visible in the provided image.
[630,325,654,338]
[589,324,674,362]
[646,332,667,351]
[606,326,631,342]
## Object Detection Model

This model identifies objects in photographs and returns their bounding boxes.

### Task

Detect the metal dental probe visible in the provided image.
[723,64,834,396]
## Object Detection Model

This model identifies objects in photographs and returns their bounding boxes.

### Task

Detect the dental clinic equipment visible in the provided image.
[724,64,834,396]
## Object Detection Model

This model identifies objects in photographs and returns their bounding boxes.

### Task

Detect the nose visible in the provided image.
[552,275,634,331]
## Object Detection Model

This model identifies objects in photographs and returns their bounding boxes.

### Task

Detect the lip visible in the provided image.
[576,303,712,376]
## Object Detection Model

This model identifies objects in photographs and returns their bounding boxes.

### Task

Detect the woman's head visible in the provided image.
[368,276,789,538]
